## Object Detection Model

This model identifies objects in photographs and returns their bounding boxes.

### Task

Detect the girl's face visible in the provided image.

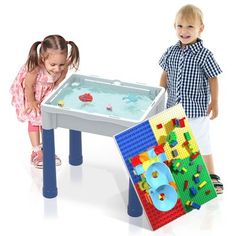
[175,16,204,46]
[42,49,67,77]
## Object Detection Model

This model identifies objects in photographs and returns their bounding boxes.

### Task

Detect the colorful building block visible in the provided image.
[193,173,200,183]
[199,181,207,189]
[189,186,198,196]
[184,180,189,190]
[197,164,203,173]
[130,156,142,167]
[154,144,165,155]
[172,149,178,157]
[139,152,149,162]
[184,132,191,141]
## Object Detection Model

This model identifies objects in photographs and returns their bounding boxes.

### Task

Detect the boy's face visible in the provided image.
[42,49,67,77]
[175,16,204,46]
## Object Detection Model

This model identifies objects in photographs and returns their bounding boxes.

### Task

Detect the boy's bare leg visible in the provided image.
[203,154,215,174]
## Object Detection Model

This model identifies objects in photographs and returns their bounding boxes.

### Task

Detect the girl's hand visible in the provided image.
[25,100,40,115]
[207,101,218,120]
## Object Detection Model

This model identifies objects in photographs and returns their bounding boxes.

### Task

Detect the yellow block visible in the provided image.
[199,181,207,188]
[139,152,149,163]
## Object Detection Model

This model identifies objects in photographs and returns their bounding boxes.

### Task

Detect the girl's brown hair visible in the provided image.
[26,35,80,72]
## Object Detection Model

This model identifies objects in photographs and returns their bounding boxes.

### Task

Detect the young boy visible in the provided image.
[159,4,223,194]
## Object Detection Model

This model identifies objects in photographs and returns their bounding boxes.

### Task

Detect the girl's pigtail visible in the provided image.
[67,41,80,70]
[26,41,42,72]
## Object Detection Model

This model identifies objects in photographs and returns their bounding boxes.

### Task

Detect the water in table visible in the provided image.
[50,80,156,121]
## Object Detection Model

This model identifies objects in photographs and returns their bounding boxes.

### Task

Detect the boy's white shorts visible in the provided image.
[188,116,211,155]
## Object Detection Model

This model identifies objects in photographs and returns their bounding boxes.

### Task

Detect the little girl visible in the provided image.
[10,34,80,169]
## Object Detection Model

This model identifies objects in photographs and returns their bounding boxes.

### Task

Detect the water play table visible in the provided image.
[41,74,165,216]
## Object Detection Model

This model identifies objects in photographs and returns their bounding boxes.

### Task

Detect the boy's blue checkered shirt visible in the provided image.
[159,39,222,118]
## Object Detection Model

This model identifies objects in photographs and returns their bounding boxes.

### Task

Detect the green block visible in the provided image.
[167,131,177,144]
[184,132,191,141]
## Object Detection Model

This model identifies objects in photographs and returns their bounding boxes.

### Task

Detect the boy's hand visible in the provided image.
[207,102,218,120]
[25,100,40,115]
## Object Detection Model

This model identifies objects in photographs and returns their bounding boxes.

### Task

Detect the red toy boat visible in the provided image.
[79,93,93,102]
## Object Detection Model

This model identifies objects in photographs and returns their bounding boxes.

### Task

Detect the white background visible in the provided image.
[0,0,234,235]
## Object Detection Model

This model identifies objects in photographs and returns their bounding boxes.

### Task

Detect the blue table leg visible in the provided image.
[127,179,143,217]
[42,129,57,198]
[69,130,83,166]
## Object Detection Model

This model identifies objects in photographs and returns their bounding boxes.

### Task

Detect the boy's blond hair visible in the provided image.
[175,4,204,25]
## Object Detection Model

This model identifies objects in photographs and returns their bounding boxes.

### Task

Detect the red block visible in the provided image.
[130,156,142,167]
[179,117,186,127]
[184,180,188,190]
[172,118,176,126]
[183,141,189,146]
[154,144,164,155]
[156,123,163,129]
[190,152,200,159]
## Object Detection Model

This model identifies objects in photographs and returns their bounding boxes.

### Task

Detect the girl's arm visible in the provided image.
[24,69,40,115]
[208,77,219,120]
[160,71,168,89]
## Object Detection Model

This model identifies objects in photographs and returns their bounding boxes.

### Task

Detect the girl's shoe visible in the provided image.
[31,151,62,169]
[31,150,43,169]
[55,155,62,166]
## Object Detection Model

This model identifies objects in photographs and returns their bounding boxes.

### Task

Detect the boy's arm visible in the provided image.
[208,77,219,120]
[160,71,168,89]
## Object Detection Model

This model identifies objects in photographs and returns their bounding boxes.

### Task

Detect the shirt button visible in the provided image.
[176,98,181,103]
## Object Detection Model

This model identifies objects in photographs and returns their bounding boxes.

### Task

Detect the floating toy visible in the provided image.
[57,100,64,107]
[79,93,93,102]
[106,104,112,111]
[122,94,140,103]
[71,82,80,87]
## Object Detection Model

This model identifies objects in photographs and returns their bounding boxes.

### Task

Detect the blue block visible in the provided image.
[189,186,197,196]
[194,176,200,183]
[170,140,178,147]
[175,119,180,127]
[147,148,157,158]
[134,164,145,175]
[191,202,201,210]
